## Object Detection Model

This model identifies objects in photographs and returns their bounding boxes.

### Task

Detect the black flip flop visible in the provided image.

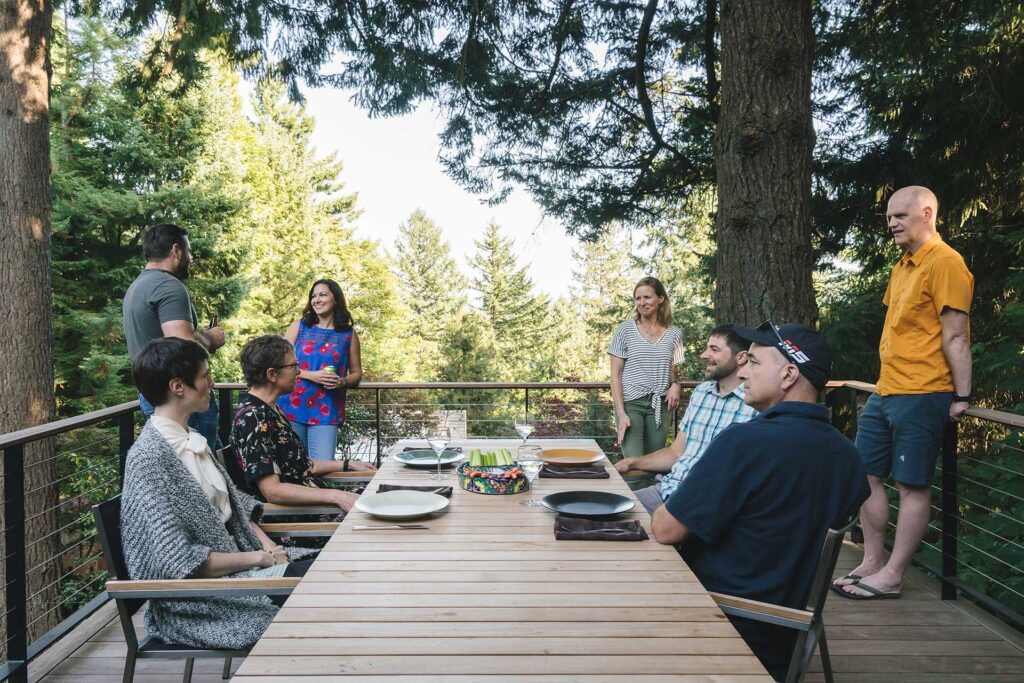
[830,581,901,600]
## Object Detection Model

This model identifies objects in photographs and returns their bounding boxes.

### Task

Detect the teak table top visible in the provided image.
[233,438,769,681]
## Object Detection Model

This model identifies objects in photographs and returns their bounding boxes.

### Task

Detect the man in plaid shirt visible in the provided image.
[615,324,758,514]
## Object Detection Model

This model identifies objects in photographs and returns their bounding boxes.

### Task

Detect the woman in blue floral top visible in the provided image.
[277,278,363,459]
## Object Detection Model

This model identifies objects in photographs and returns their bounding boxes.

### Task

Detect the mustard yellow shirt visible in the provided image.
[877,233,973,395]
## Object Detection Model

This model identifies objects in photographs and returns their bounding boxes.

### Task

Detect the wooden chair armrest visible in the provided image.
[322,471,374,480]
[260,521,339,537]
[259,522,339,533]
[107,577,299,599]
[620,469,652,478]
[709,592,813,631]
[261,503,340,516]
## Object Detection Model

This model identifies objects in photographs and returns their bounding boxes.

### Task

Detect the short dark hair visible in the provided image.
[142,223,189,261]
[709,324,747,355]
[300,278,353,332]
[240,335,293,387]
[132,338,209,406]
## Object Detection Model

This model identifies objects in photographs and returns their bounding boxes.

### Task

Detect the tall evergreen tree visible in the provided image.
[570,224,641,379]
[393,210,467,380]
[51,23,248,412]
[468,222,551,380]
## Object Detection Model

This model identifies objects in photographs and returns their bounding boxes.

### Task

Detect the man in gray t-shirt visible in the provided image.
[123,223,225,446]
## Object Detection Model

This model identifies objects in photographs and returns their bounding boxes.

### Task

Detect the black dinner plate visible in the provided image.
[539,490,635,519]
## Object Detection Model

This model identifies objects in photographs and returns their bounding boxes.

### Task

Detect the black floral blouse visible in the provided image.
[230,393,327,497]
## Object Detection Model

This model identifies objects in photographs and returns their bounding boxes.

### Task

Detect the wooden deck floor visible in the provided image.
[29,542,1024,682]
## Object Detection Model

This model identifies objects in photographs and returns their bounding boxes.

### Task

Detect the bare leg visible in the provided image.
[834,474,887,586]
[842,481,930,596]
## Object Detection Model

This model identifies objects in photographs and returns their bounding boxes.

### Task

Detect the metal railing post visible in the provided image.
[941,420,959,601]
[375,389,382,467]
[218,387,233,447]
[525,388,530,416]
[118,412,135,488]
[3,445,28,683]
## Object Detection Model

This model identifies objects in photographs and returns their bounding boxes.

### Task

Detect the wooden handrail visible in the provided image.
[826,380,1024,429]
[2,380,1021,451]
[0,400,139,450]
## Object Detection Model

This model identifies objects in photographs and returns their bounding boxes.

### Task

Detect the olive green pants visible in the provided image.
[619,394,667,457]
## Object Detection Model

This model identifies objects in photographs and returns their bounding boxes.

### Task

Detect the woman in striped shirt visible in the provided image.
[608,277,684,457]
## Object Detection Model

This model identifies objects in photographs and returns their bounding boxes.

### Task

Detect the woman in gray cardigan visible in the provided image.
[121,338,315,650]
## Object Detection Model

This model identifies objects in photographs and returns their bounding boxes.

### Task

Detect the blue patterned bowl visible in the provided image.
[456,463,528,495]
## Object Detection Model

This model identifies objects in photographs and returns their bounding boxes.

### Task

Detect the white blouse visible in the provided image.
[150,416,233,523]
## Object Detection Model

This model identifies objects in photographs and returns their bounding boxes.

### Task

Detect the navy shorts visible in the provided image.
[855,393,952,486]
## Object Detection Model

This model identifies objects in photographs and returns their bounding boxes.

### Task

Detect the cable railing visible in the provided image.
[0,379,1021,682]
[826,382,1024,631]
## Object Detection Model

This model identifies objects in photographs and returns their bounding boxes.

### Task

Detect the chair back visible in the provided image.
[92,495,146,623]
[805,515,859,617]
[216,444,250,493]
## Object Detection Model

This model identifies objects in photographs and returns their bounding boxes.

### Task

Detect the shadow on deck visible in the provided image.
[28,542,1024,682]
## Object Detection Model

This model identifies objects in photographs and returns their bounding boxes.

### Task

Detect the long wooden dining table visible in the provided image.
[233,438,770,681]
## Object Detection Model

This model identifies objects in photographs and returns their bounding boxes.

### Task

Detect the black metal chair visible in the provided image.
[92,495,299,683]
[709,516,859,683]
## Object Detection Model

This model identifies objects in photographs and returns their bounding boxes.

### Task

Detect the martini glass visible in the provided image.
[517,445,544,506]
[426,426,451,481]
[514,414,535,444]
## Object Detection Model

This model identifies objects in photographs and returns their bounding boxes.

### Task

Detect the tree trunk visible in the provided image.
[1,0,62,651]
[713,0,818,326]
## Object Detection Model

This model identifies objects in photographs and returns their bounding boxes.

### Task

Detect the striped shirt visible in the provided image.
[608,320,684,427]
[660,380,757,500]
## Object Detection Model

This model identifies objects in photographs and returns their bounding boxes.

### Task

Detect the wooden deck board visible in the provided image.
[32,544,1024,683]
[31,438,1024,682]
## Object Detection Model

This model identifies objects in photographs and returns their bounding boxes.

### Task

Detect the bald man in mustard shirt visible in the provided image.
[834,186,973,601]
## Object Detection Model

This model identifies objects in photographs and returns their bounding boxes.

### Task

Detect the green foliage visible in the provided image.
[50,18,248,414]
[392,210,467,380]
[468,223,553,380]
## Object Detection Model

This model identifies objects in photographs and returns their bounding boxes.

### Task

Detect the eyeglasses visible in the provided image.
[757,319,799,365]
[274,362,300,372]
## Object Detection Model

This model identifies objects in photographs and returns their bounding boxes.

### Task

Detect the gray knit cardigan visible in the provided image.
[121,422,313,649]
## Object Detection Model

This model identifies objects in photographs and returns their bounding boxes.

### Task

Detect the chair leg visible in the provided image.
[122,651,137,683]
[183,657,195,683]
[223,656,233,679]
[784,631,809,683]
[818,630,835,683]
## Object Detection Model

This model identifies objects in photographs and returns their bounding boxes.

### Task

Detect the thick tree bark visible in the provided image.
[1,0,61,650]
[713,0,818,326]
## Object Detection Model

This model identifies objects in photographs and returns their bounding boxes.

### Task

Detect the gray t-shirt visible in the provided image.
[123,269,198,360]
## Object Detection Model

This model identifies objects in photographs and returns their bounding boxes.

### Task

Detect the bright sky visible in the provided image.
[301,86,580,298]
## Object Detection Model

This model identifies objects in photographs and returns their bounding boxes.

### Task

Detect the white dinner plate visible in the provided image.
[540,448,605,465]
[394,449,465,468]
[353,490,450,520]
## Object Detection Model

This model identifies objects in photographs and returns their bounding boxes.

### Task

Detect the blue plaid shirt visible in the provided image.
[660,381,757,500]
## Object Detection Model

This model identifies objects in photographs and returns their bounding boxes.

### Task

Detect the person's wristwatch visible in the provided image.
[952,393,971,404]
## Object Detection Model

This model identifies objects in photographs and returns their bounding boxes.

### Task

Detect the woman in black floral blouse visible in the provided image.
[230,335,375,514]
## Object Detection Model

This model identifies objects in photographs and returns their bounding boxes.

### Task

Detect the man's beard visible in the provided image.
[705,359,737,382]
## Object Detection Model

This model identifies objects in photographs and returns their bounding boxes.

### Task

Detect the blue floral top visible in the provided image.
[276,321,352,426]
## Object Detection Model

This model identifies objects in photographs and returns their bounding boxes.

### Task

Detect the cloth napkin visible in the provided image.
[553,516,649,541]
[375,484,453,498]
[539,464,609,479]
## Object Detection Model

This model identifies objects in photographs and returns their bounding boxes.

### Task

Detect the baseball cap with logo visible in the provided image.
[733,320,832,391]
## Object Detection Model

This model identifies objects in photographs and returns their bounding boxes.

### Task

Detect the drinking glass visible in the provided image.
[514,414,535,444]
[426,426,452,481]
[517,445,544,507]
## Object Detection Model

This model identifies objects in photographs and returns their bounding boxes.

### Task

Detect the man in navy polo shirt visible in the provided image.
[652,322,869,681]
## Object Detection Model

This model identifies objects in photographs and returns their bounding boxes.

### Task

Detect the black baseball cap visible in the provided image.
[733,320,832,391]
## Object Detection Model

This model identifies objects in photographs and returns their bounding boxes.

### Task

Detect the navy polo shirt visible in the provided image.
[664,401,868,678]
[665,400,869,606]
